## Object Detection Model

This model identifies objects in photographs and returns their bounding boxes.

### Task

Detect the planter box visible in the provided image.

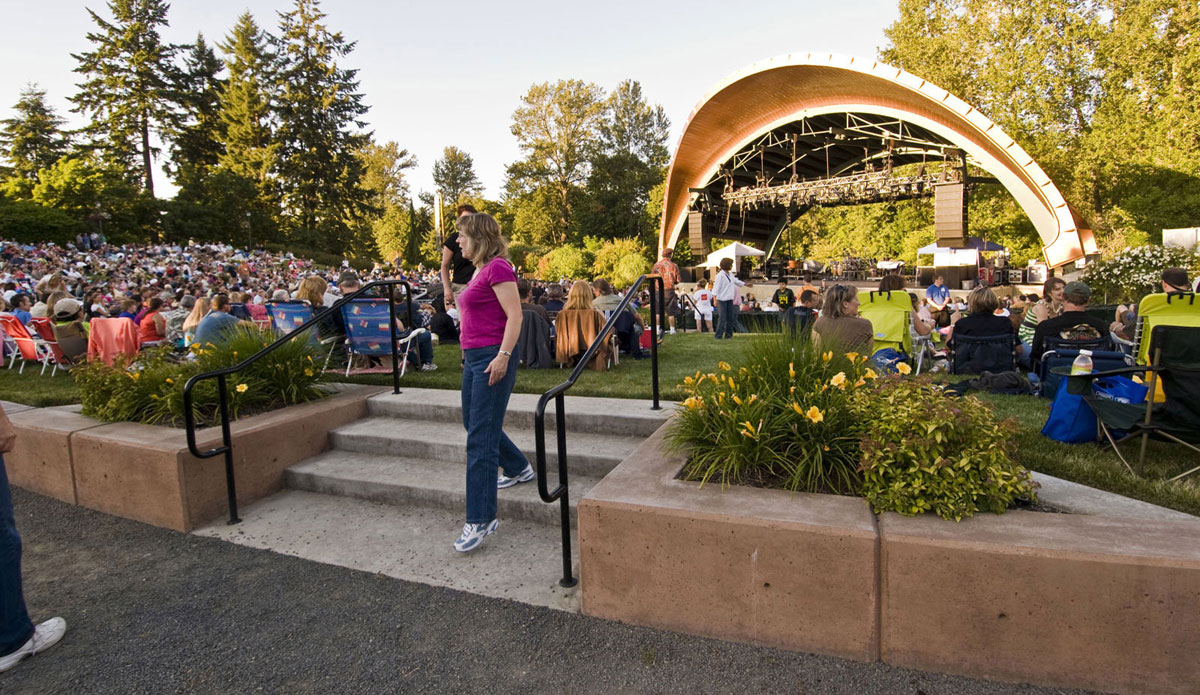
[579,425,880,661]
[6,385,386,532]
[580,416,1200,694]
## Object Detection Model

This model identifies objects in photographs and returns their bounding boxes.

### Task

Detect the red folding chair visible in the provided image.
[30,317,72,372]
[0,315,56,375]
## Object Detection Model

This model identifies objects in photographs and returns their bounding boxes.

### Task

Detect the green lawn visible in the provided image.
[3,331,1195,516]
[0,364,79,407]
[333,331,752,402]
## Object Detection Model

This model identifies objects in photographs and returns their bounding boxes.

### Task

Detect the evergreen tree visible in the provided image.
[0,85,70,185]
[70,0,179,197]
[272,0,371,252]
[217,12,277,201]
[585,79,670,244]
[432,146,482,208]
[167,33,225,192]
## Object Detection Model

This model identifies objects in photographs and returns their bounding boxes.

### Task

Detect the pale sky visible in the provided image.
[0,0,900,199]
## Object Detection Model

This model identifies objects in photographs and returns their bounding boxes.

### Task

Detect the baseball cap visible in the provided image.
[53,298,82,320]
[1162,267,1191,292]
[1062,281,1091,303]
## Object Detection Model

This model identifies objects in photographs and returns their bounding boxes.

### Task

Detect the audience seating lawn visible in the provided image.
[2,332,1195,516]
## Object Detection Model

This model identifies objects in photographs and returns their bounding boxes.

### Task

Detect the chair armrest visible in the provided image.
[1062,365,1155,383]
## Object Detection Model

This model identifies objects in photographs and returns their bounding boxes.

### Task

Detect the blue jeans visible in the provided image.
[461,344,529,524]
[0,456,33,657]
[715,300,735,338]
[405,330,433,365]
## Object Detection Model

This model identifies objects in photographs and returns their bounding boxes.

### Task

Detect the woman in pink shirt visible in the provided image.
[452,213,533,552]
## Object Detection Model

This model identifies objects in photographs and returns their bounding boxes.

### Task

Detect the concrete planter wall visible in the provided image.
[579,422,1200,695]
[3,385,386,532]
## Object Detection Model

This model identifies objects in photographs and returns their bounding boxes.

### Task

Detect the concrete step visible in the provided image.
[330,417,643,479]
[368,388,673,438]
[192,489,580,612]
[286,450,594,525]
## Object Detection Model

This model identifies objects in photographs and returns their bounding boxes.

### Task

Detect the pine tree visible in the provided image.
[432,146,482,208]
[70,0,179,197]
[272,0,371,252]
[0,85,70,184]
[217,12,277,197]
[168,34,225,192]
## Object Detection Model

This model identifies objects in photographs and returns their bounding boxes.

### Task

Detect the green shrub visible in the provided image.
[75,325,326,427]
[851,378,1037,521]
[667,336,875,494]
[0,198,83,245]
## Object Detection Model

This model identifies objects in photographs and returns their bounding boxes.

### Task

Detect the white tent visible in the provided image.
[704,241,765,267]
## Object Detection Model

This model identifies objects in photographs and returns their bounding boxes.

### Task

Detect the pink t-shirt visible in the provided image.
[457,256,518,349]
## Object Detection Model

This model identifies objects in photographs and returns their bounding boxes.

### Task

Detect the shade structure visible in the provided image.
[704,241,766,267]
[659,53,1096,268]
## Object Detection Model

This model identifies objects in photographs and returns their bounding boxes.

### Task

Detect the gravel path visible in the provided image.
[5,488,1094,694]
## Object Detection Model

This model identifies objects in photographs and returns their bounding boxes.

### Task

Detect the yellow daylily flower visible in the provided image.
[788,362,796,379]
[791,402,804,415]
[236,383,248,393]
[746,394,757,405]
[829,372,846,388]
[304,368,314,377]
[805,406,824,424]
[896,362,912,375]
[165,378,174,384]
[732,395,743,406]
[683,376,695,386]
[822,351,833,363]
[845,352,859,363]
[718,361,731,372]
[855,377,866,388]
[789,385,796,394]
[864,368,878,380]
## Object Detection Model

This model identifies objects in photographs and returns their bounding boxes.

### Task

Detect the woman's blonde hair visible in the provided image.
[45,290,71,317]
[456,212,508,266]
[562,280,595,311]
[295,276,327,307]
[183,297,210,333]
[966,286,999,315]
[821,284,859,319]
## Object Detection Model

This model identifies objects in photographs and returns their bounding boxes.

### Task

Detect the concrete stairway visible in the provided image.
[194,387,673,611]
[285,388,670,524]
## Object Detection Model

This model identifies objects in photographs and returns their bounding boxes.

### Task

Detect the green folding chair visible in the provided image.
[859,290,914,356]
[1066,325,1200,479]
[1133,292,1200,366]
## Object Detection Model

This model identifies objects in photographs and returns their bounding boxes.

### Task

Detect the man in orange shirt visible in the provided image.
[651,248,681,335]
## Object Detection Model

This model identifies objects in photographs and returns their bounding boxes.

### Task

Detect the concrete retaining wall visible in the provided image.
[3,385,385,532]
[580,421,1200,695]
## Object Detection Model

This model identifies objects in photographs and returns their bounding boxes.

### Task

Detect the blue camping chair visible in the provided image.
[340,299,427,377]
[265,300,341,373]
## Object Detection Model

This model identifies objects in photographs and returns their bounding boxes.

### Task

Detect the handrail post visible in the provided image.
[555,393,576,587]
[216,373,241,524]
[388,284,400,394]
[649,277,661,410]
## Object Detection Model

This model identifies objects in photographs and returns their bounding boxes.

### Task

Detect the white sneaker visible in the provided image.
[668,328,676,335]
[453,519,498,552]
[420,362,438,371]
[0,617,66,673]
[497,464,535,489]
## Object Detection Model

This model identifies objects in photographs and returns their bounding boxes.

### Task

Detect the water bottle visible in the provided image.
[1070,349,1093,375]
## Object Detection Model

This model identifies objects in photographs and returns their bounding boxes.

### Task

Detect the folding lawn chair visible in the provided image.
[946,333,1019,375]
[86,317,140,366]
[1066,325,1200,479]
[266,301,341,373]
[29,317,72,372]
[1132,292,1200,366]
[340,299,427,377]
[859,290,914,363]
[0,314,57,375]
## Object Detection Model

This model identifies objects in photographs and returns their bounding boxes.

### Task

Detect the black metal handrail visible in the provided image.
[183,279,416,525]
[534,274,664,587]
